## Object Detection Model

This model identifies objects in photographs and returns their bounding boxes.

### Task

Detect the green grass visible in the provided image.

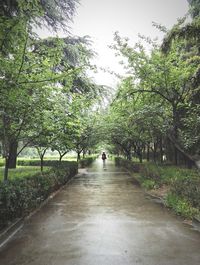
[62,157,77,161]
[0,166,50,181]
[18,156,77,161]
[165,193,199,219]
[138,162,200,186]
[116,157,200,219]
[0,156,78,167]
[0,158,4,167]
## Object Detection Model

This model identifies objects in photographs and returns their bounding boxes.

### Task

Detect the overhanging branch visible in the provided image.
[129,88,172,103]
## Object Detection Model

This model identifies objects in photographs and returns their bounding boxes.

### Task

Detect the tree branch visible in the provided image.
[129,88,172,103]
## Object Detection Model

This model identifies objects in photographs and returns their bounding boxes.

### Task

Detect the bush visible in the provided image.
[115,157,161,188]
[115,157,141,172]
[0,161,78,229]
[115,157,200,218]
[165,193,199,219]
[141,179,157,190]
[140,163,162,185]
[170,175,200,209]
[17,160,75,167]
[79,156,96,168]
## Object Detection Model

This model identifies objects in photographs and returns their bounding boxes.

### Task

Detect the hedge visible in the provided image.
[115,157,141,172]
[0,161,78,230]
[79,157,96,168]
[17,159,75,167]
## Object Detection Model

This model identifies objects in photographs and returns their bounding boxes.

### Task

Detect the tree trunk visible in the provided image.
[127,154,131,160]
[59,152,67,162]
[4,157,9,182]
[167,134,200,169]
[126,148,131,160]
[137,146,143,163]
[172,104,179,165]
[165,137,174,163]
[8,140,18,168]
[40,155,44,172]
[77,152,81,161]
[147,143,150,162]
[36,148,47,172]
[187,158,194,169]
[153,142,157,162]
[139,152,143,163]
[160,136,163,164]
[174,146,178,165]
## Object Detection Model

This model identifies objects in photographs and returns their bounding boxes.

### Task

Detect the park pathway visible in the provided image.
[0,159,200,265]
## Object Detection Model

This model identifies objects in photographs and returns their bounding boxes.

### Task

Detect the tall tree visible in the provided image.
[0,0,79,31]
[111,30,200,167]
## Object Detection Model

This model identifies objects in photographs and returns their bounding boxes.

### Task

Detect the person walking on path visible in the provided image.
[101,152,107,165]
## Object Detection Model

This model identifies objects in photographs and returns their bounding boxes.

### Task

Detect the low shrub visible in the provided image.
[79,156,96,168]
[115,157,161,188]
[115,157,200,219]
[170,175,200,209]
[141,179,157,190]
[165,193,199,219]
[0,161,78,230]
[17,160,74,167]
[140,163,162,185]
[115,157,141,172]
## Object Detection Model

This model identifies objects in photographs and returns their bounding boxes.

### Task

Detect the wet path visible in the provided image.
[0,159,200,265]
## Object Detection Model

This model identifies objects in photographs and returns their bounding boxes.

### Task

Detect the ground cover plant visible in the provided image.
[115,157,200,219]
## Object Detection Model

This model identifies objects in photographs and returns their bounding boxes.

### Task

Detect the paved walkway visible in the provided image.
[0,159,200,265]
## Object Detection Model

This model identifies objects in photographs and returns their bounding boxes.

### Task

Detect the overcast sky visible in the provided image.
[38,1,189,87]
[70,0,189,87]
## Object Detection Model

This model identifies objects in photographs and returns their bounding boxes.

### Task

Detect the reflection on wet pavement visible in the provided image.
[0,159,200,265]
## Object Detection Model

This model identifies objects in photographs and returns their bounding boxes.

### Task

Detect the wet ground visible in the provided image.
[0,159,200,265]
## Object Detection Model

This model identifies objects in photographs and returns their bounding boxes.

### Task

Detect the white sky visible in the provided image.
[38,0,189,87]
[70,0,189,87]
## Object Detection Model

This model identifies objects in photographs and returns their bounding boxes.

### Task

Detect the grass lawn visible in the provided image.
[0,156,77,168]
[17,156,77,161]
[0,166,50,182]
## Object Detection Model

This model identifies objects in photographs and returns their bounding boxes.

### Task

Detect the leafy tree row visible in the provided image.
[105,0,200,168]
[0,0,104,180]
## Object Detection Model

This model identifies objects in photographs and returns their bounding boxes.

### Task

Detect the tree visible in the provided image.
[0,28,69,177]
[160,1,200,166]
[103,78,166,163]
[110,29,200,167]
[68,95,99,160]
[0,28,97,181]
[0,0,79,31]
